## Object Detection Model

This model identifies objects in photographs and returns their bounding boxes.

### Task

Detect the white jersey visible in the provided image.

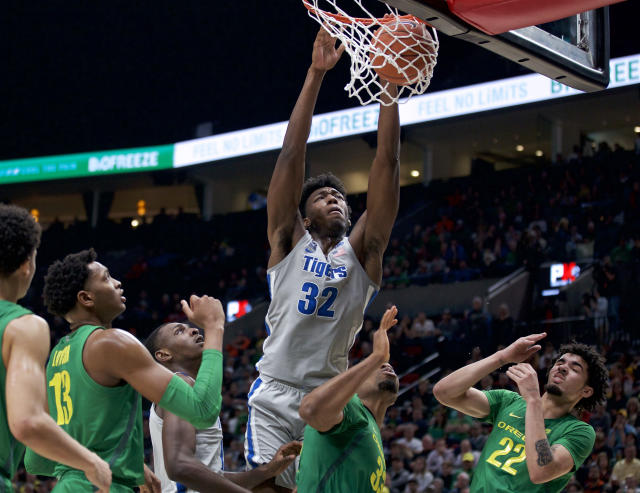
[149,404,224,493]
[257,230,379,388]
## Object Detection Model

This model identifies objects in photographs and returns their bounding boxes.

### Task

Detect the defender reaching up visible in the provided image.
[245,27,401,491]
[29,249,225,492]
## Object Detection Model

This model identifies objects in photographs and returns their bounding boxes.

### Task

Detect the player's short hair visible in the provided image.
[553,341,609,412]
[144,323,170,361]
[44,249,97,317]
[299,173,348,217]
[0,204,41,276]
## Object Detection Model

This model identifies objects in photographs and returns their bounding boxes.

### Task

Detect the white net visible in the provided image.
[303,0,439,106]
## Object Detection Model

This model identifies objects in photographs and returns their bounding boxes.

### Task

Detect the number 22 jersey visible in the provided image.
[472,389,595,493]
[257,231,379,388]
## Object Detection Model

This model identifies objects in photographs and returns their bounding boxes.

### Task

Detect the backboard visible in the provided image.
[382,0,612,92]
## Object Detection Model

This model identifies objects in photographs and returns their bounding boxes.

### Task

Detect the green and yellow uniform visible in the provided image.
[471,389,595,493]
[0,300,32,492]
[46,324,144,492]
[297,395,386,493]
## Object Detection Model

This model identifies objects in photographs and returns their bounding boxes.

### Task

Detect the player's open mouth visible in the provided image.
[195,335,204,343]
[120,296,126,303]
[328,207,343,216]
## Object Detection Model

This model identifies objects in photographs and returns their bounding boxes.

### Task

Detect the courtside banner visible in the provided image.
[0,145,174,184]
[2,54,638,181]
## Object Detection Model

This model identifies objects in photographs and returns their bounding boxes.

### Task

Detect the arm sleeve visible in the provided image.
[24,448,57,477]
[553,422,596,472]
[158,349,223,429]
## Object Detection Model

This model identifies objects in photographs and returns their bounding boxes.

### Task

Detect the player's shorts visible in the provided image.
[244,375,308,489]
[52,470,135,492]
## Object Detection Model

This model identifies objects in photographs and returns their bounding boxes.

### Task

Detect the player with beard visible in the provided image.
[433,334,608,493]
[296,307,399,492]
[246,27,401,492]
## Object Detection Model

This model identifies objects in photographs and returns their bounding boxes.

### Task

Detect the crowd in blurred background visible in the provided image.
[11,143,640,492]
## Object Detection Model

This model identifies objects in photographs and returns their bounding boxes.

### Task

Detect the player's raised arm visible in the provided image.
[5,315,112,492]
[299,306,398,431]
[267,28,345,266]
[432,333,546,418]
[85,295,225,429]
[349,84,400,284]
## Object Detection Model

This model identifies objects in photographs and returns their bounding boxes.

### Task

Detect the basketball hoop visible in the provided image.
[302,0,439,106]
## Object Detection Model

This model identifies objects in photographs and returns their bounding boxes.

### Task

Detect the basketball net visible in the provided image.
[303,0,439,106]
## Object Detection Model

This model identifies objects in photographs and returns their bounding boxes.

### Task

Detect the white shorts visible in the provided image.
[244,376,308,489]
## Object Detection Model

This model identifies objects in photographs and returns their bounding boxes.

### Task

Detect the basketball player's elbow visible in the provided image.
[9,412,51,446]
[432,380,453,405]
[298,397,317,425]
[166,454,199,483]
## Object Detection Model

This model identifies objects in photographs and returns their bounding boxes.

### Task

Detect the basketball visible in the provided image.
[370,18,436,86]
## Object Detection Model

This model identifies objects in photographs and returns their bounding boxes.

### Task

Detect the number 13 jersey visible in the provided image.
[45,324,144,487]
[257,231,379,388]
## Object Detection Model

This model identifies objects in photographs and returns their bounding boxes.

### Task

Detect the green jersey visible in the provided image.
[0,300,32,492]
[46,324,144,489]
[471,390,595,493]
[297,395,386,493]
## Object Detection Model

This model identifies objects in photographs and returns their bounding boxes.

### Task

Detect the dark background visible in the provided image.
[2,1,638,161]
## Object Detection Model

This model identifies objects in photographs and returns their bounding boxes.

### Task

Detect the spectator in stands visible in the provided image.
[468,422,488,452]
[491,303,515,349]
[412,312,435,338]
[590,404,612,435]
[438,461,456,491]
[407,456,434,492]
[389,457,411,493]
[426,477,445,493]
[437,308,459,342]
[396,424,424,456]
[597,451,612,484]
[628,397,640,428]
[583,464,605,493]
[467,296,490,352]
[428,408,448,440]
[451,471,470,493]
[426,439,454,476]
[611,444,640,487]
[453,440,479,468]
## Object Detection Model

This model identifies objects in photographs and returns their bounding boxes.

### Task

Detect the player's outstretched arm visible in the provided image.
[223,441,302,489]
[161,376,251,493]
[350,84,400,285]
[432,333,547,418]
[5,315,112,492]
[86,295,225,429]
[267,27,345,267]
[299,306,398,432]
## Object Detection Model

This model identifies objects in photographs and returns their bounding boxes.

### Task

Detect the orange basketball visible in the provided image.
[370,19,435,86]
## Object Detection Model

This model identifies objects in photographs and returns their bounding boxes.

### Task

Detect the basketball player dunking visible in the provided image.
[244,28,400,492]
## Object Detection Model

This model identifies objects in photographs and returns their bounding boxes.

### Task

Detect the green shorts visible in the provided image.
[53,471,135,492]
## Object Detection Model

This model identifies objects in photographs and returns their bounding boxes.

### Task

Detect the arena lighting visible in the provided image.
[30,209,39,222]
[634,126,640,133]
[516,145,524,152]
[410,170,420,177]
[535,150,544,157]
[130,219,140,228]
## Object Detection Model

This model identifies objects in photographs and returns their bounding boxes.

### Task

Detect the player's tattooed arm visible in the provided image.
[535,440,554,466]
